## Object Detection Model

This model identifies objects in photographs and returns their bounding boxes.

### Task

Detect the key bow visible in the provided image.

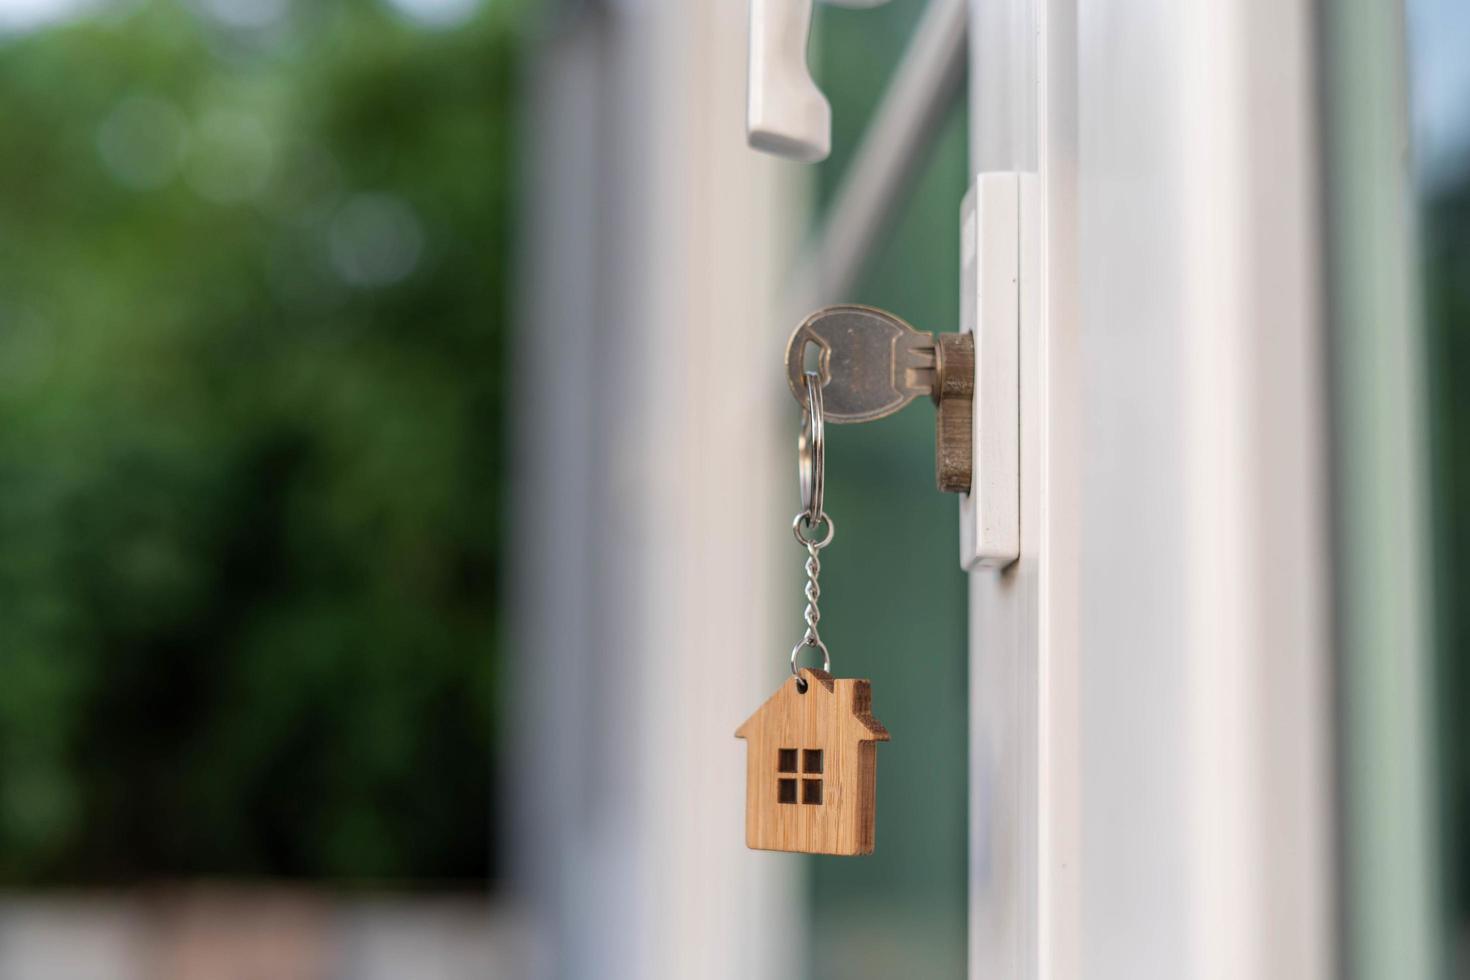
[784,305,936,423]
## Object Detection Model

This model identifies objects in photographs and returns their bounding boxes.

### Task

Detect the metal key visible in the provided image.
[784,305,936,423]
[785,303,975,493]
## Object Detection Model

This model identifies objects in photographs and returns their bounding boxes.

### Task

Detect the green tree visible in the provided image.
[0,0,516,882]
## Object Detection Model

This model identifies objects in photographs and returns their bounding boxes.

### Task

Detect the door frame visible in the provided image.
[965,0,1348,976]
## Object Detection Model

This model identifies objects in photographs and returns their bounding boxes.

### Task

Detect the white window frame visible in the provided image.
[515,1,1440,978]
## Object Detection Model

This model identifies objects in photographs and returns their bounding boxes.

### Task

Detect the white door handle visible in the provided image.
[746,0,891,163]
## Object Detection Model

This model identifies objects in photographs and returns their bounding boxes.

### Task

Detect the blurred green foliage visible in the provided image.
[0,0,516,882]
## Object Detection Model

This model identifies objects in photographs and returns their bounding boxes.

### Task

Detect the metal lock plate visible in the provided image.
[958,172,1025,569]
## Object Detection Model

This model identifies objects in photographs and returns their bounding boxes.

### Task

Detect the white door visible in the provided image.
[965,0,1438,978]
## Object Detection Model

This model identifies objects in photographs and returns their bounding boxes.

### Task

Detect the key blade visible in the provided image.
[897,331,937,400]
[785,305,934,423]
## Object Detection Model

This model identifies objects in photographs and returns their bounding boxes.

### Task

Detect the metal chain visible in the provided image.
[790,512,833,686]
[802,541,821,640]
[791,370,833,689]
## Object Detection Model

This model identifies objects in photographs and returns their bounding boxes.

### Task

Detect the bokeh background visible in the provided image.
[0,0,513,888]
[1414,0,1470,964]
[0,0,517,973]
[0,0,1464,976]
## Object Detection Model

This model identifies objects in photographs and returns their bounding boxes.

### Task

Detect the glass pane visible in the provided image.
[1407,0,1470,969]
[805,6,968,978]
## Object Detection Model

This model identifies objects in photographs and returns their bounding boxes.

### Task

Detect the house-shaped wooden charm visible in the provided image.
[735,668,890,855]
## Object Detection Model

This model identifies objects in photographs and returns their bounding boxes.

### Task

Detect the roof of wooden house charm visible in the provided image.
[735,668,890,856]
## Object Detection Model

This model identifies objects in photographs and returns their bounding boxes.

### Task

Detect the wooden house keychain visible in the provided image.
[736,371,890,856]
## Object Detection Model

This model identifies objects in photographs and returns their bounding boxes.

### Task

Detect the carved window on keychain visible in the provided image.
[776,748,823,805]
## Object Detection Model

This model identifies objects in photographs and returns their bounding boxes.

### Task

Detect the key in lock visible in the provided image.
[785,304,974,493]
[785,305,936,422]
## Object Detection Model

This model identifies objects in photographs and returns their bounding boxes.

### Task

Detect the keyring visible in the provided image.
[791,635,832,679]
[798,371,824,524]
[792,510,835,549]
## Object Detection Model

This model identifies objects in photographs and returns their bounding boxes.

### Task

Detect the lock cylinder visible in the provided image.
[934,332,975,495]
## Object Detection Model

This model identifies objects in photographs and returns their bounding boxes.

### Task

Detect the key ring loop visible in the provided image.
[798,371,825,524]
[791,636,831,678]
[792,510,835,549]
